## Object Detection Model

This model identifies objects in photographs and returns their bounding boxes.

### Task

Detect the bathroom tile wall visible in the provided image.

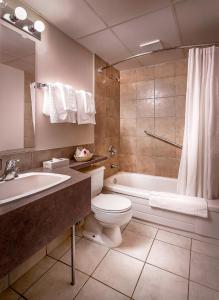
[120,59,187,178]
[94,55,120,178]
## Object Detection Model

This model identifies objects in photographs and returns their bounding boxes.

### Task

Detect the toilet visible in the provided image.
[83,166,132,247]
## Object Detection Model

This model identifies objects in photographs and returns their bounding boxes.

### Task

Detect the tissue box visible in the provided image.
[43,158,70,169]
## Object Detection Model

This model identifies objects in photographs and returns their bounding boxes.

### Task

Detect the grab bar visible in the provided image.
[144,130,182,149]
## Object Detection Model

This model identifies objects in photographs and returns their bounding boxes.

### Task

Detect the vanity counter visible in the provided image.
[0,167,91,278]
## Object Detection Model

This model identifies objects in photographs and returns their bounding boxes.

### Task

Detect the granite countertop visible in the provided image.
[0,155,108,216]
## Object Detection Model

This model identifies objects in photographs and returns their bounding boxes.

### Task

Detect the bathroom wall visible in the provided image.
[94,55,120,178]
[6,0,94,150]
[120,59,187,178]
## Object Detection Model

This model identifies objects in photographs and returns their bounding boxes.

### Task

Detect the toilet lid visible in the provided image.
[92,193,132,213]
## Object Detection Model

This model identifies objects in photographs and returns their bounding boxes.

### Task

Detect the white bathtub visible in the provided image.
[104,172,219,239]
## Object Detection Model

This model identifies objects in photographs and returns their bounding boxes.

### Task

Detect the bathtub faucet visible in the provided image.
[111,164,119,169]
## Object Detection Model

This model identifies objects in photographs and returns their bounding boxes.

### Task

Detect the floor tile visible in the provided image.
[93,250,143,297]
[48,237,71,260]
[61,238,109,275]
[115,229,153,261]
[12,256,56,293]
[156,230,191,249]
[190,251,219,291]
[189,281,219,300]
[0,288,20,300]
[126,220,157,238]
[24,262,88,300]
[75,278,129,300]
[133,264,188,300]
[192,239,219,259]
[147,240,190,278]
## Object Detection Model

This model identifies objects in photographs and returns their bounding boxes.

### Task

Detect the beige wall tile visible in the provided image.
[137,99,154,118]
[136,118,154,137]
[155,62,175,78]
[120,69,136,84]
[95,113,107,139]
[175,59,187,76]
[175,96,186,117]
[95,95,107,115]
[120,119,136,137]
[120,137,136,155]
[136,66,154,82]
[153,138,176,158]
[155,117,176,139]
[155,77,175,98]
[136,137,154,156]
[175,76,187,96]
[119,154,136,172]
[155,97,175,117]
[136,156,155,175]
[120,82,136,100]
[155,157,180,178]
[120,99,136,118]
[136,80,154,99]
[176,117,185,145]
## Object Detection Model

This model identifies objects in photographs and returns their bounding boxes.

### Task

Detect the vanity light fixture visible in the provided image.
[1,4,45,40]
[3,6,27,22]
[23,20,45,34]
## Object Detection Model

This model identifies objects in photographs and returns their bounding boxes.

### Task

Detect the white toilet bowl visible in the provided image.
[83,193,132,247]
[82,167,132,247]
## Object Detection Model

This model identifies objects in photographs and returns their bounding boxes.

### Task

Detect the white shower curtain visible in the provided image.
[177,46,219,200]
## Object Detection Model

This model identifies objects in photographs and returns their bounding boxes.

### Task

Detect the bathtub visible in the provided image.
[104,172,219,239]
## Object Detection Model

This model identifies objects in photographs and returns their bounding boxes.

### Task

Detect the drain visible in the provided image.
[113,178,117,184]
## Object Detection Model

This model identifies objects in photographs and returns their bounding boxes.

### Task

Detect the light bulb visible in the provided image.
[14,7,27,21]
[34,20,45,33]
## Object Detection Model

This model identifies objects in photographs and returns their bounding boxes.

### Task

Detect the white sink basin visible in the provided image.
[0,172,71,205]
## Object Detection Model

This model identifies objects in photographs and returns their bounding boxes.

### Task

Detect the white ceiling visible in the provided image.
[23,0,219,70]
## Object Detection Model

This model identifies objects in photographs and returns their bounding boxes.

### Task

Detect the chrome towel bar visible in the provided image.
[144,130,182,149]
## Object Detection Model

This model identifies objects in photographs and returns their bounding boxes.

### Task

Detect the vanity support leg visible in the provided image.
[71,224,76,285]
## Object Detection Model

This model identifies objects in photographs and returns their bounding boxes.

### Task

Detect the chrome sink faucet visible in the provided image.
[0,159,20,182]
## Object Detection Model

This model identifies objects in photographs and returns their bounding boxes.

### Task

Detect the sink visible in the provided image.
[0,172,71,205]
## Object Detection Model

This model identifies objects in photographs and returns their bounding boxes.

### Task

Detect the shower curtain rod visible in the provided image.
[98,42,219,71]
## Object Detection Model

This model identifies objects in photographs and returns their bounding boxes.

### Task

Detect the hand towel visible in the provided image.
[149,191,208,218]
[76,90,96,124]
[30,82,36,131]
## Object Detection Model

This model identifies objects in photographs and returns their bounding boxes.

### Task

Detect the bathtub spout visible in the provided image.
[111,164,119,169]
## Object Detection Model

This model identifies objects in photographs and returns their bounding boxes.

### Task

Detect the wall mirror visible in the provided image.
[0,22,35,151]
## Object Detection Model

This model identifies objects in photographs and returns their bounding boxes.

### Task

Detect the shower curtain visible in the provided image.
[177,46,219,200]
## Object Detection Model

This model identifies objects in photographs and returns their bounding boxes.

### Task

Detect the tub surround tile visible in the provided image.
[60,238,109,275]
[120,136,137,155]
[136,99,154,118]
[156,230,191,250]
[120,83,136,100]
[24,262,88,300]
[119,154,136,172]
[120,59,187,178]
[133,264,188,300]
[120,118,136,137]
[115,229,154,261]
[155,97,175,117]
[75,278,129,300]
[136,80,154,99]
[136,137,155,156]
[189,281,219,300]
[190,251,219,290]
[93,250,144,297]
[147,240,190,278]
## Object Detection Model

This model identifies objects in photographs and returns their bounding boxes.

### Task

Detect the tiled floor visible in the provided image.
[1,218,219,300]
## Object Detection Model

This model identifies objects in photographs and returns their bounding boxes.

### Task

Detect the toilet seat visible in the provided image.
[92,193,131,213]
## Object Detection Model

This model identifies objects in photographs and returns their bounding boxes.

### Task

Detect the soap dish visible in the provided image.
[74,153,93,162]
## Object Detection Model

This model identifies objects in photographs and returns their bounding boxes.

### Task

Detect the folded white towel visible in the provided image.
[43,83,77,123]
[149,192,208,218]
[76,90,96,125]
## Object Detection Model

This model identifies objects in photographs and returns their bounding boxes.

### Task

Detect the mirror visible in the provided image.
[0,22,35,151]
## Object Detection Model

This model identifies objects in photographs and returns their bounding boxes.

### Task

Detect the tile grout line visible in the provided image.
[10,286,29,300]
[131,228,159,298]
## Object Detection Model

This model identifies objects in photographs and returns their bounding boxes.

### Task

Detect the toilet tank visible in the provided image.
[83,166,105,198]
